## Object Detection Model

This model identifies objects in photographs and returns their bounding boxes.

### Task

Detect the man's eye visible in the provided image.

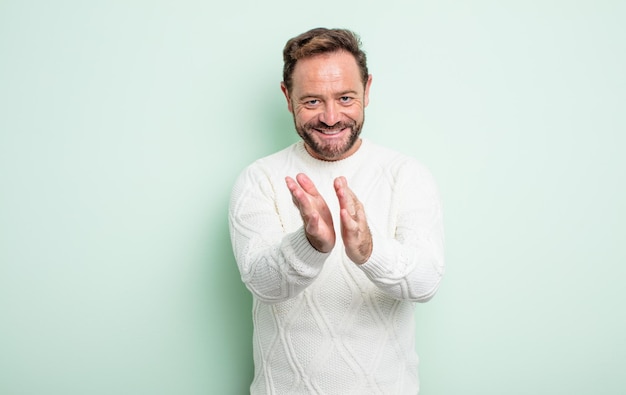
[307,99,320,106]
[340,96,352,103]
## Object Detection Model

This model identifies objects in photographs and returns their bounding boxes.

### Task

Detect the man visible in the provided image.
[229,27,444,394]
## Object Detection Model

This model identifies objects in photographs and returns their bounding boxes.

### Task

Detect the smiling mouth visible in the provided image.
[314,127,347,136]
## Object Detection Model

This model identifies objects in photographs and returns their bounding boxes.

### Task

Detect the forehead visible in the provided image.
[291,51,363,94]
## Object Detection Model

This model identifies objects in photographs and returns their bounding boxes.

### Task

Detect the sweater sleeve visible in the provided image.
[358,160,445,302]
[228,164,329,304]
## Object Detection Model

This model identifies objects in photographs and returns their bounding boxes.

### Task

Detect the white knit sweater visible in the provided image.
[229,139,444,394]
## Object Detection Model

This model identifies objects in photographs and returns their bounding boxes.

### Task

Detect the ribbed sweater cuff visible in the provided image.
[358,232,397,280]
[284,228,330,278]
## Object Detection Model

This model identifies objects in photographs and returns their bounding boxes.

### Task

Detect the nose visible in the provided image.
[319,101,340,126]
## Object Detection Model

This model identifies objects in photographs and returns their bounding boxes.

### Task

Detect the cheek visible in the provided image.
[344,105,364,120]
[294,108,318,125]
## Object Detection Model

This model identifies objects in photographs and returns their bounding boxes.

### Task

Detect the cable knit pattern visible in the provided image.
[229,139,444,394]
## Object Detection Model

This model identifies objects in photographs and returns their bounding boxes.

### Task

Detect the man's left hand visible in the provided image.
[334,176,373,264]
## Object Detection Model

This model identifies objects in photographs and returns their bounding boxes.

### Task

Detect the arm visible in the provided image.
[228,167,331,304]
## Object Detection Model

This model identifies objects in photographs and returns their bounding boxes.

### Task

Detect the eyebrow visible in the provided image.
[297,90,359,101]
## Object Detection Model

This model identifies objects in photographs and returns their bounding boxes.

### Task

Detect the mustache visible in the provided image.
[304,120,356,131]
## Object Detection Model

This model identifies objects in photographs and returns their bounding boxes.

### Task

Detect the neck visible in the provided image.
[304,138,363,162]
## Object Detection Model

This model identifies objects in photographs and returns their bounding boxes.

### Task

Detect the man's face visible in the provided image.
[281,51,372,161]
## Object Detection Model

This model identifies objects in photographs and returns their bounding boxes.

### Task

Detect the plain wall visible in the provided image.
[1,1,624,394]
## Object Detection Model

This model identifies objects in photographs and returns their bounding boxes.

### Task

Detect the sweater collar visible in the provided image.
[295,138,370,170]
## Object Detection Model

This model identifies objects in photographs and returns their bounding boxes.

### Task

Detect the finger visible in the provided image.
[333,176,346,196]
[296,173,321,196]
[285,176,299,194]
[285,176,301,201]
[340,208,359,232]
[286,176,310,212]
[334,177,357,216]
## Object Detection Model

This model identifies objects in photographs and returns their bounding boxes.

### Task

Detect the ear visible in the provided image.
[364,74,373,107]
[280,82,293,113]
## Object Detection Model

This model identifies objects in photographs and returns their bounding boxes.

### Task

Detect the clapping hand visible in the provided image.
[286,174,372,264]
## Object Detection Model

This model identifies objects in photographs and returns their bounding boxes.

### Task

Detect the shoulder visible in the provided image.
[237,143,298,177]
[363,139,433,179]
[256,142,301,166]
[363,141,441,208]
[231,142,302,194]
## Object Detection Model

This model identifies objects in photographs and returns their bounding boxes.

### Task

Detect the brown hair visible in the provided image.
[282,28,369,93]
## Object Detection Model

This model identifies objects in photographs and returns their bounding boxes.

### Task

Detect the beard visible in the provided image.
[294,116,364,161]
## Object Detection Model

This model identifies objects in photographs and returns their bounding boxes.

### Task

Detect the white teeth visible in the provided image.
[317,128,343,135]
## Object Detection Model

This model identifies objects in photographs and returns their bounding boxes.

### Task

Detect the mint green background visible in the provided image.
[1,1,624,394]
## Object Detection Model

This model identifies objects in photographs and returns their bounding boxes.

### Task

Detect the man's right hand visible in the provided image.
[285,173,336,253]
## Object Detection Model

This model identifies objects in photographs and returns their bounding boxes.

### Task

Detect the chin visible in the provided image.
[315,139,358,160]
[298,125,362,160]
